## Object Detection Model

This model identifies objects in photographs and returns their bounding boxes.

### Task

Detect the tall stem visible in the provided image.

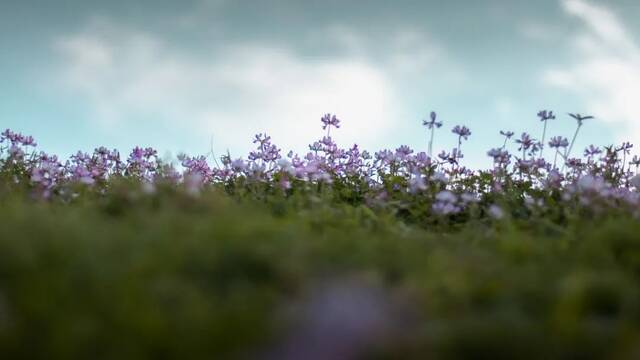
[428,128,435,157]
[566,125,581,159]
[540,120,548,159]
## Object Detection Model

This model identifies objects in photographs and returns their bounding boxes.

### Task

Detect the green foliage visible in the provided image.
[1,184,640,359]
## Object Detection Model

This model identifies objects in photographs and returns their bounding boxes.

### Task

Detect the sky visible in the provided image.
[2,0,640,167]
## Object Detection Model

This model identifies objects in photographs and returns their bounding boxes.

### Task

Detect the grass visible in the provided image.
[1,182,640,359]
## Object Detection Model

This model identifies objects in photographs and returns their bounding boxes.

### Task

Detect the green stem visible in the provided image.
[566,124,581,159]
[540,120,548,159]
[428,128,435,158]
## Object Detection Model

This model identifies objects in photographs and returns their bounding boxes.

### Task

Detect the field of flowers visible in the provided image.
[2,112,640,358]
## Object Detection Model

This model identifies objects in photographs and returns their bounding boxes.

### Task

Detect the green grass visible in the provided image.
[1,185,640,359]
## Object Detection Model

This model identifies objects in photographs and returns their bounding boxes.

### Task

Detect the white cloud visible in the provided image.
[53,18,445,155]
[543,0,640,145]
[316,25,443,74]
[520,22,562,42]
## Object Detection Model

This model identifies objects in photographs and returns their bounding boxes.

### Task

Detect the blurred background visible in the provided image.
[1,0,639,167]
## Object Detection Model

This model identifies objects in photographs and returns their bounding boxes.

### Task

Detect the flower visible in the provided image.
[321,113,341,130]
[436,190,457,202]
[432,190,460,215]
[395,145,413,158]
[537,110,556,121]
[568,113,594,126]
[577,175,607,192]
[409,171,427,193]
[516,133,535,151]
[422,111,443,129]
[488,204,504,219]
[584,145,602,157]
[250,133,281,162]
[549,136,569,149]
[431,171,448,183]
[231,158,246,172]
[499,130,514,139]
[277,158,294,175]
[460,192,479,204]
[488,148,510,164]
[617,142,633,154]
[452,125,471,140]
[181,156,212,182]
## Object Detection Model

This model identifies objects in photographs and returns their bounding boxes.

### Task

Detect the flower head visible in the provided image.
[488,204,505,219]
[516,133,535,151]
[321,113,341,130]
[487,148,510,164]
[409,171,427,193]
[617,142,633,154]
[452,125,471,140]
[584,145,602,157]
[548,136,569,149]
[432,190,460,215]
[422,111,443,129]
[499,130,514,139]
[537,110,556,122]
[568,113,594,126]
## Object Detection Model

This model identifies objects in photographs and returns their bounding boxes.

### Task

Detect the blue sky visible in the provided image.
[2,0,640,166]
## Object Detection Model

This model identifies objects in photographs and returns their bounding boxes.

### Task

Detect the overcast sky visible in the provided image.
[2,0,640,166]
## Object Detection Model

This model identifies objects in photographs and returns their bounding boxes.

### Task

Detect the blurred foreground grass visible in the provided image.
[1,185,640,359]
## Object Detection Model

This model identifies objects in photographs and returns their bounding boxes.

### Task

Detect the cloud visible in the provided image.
[520,21,562,42]
[543,0,640,145]
[53,18,444,155]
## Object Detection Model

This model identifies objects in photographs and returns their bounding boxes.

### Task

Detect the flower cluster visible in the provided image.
[2,110,640,222]
[1,129,37,163]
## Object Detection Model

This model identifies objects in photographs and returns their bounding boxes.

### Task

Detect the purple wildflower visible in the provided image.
[537,110,556,122]
[549,136,569,149]
[568,113,594,126]
[422,111,442,130]
[452,125,471,140]
[321,114,341,135]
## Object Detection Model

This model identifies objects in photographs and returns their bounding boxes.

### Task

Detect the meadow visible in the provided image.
[2,112,640,359]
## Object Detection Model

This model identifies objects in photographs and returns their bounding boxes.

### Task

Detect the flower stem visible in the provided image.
[540,120,548,159]
[566,124,581,159]
[428,128,435,157]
